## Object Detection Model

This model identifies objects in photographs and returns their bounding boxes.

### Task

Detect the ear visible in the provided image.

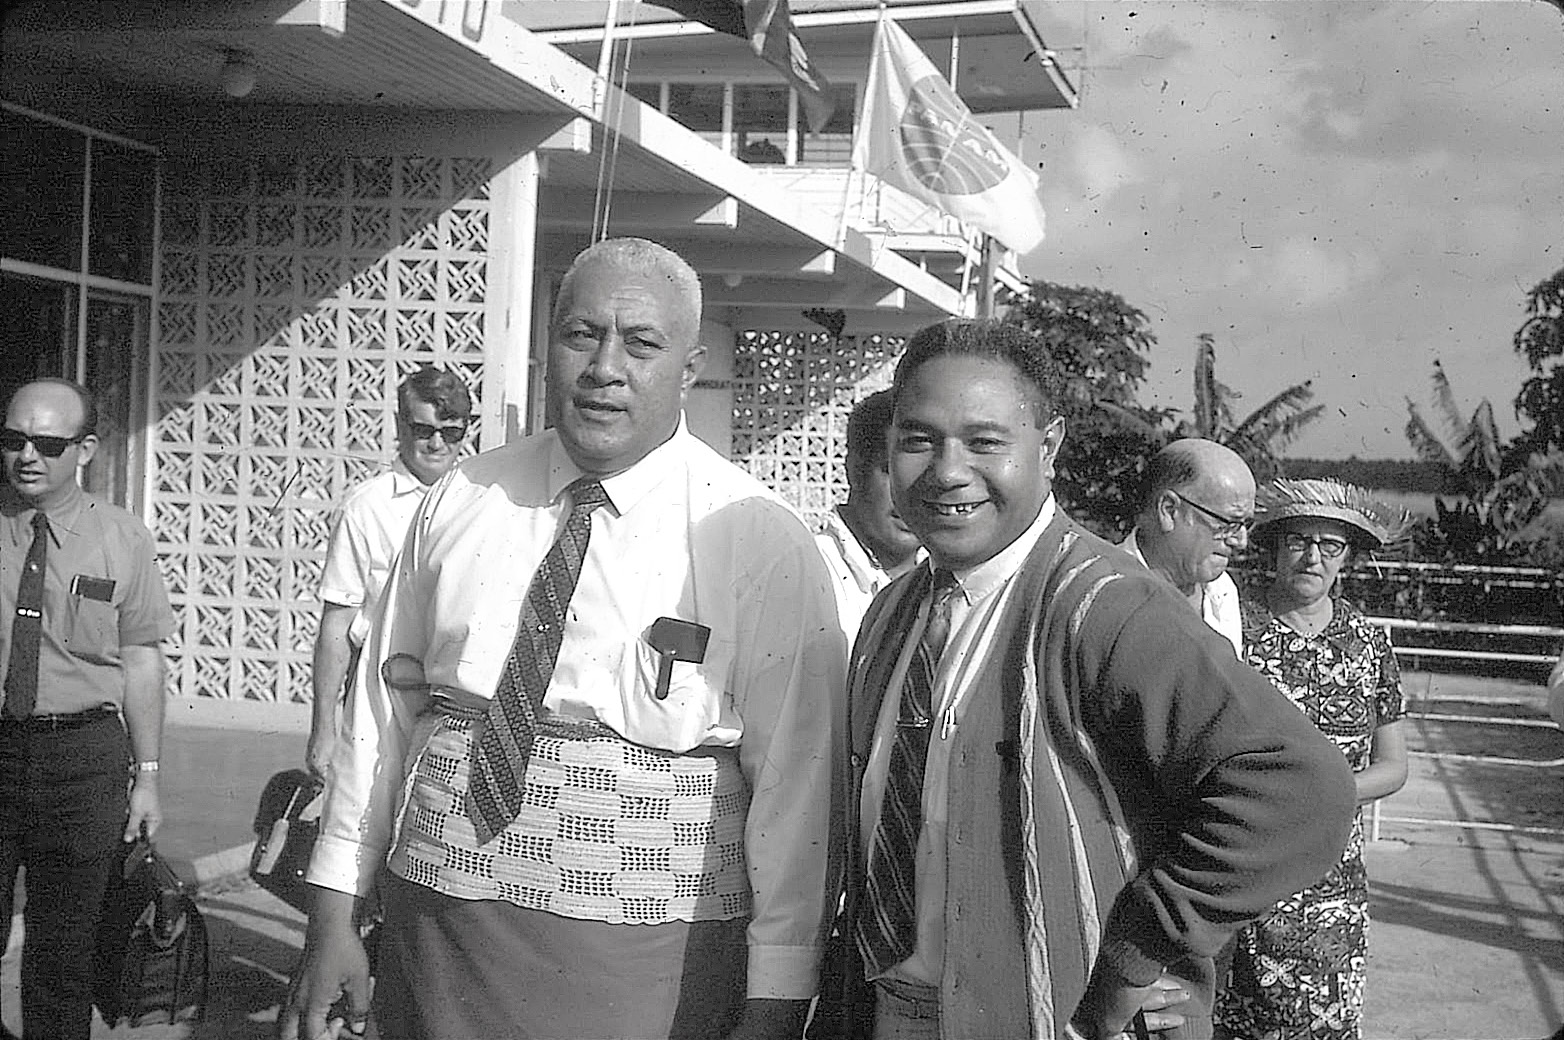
[1154,489,1180,533]
[681,343,707,393]
[1039,416,1065,480]
[76,434,99,468]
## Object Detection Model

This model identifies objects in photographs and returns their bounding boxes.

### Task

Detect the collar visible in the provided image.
[930,493,1057,606]
[387,458,427,497]
[545,415,690,515]
[1,484,87,545]
[1121,528,1148,567]
[821,508,882,590]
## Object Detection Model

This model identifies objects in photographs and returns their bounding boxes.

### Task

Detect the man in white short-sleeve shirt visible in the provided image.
[305,366,472,777]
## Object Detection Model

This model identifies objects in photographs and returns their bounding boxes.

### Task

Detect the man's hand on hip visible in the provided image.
[1071,969,1191,1039]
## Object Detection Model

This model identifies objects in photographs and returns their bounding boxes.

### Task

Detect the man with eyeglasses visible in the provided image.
[1121,439,1255,657]
[306,365,473,777]
[0,378,175,1040]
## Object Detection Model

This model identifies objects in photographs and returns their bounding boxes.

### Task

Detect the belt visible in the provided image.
[0,705,119,732]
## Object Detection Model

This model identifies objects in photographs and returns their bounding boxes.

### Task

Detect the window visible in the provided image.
[2,109,84,272]
[733,85,790,164]
[631,79,858,167]
[667,83,726,150]
[799,84,857,166]
[0,104,156,509]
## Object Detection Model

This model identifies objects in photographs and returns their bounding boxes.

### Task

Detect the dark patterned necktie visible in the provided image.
[465,478,609,845]
[856,567,959,976]
[4,512,49,720]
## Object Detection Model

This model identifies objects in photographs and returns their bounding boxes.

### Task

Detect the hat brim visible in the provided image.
[1251,502,1388,549]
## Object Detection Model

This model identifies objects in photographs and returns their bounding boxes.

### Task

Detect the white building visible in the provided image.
[0,0,1076,702]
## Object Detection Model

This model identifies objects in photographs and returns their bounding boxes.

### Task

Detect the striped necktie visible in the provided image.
[465,478,609,845]
[856,567,959,977]
[3,512,49,720]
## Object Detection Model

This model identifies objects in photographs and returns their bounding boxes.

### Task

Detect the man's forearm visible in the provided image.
[311,604,357,728]
[120,643,166,763]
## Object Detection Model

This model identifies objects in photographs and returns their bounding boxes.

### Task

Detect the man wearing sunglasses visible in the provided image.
[1121,439,1255,657]
[307,366,473,778]
[0,378,175,1039]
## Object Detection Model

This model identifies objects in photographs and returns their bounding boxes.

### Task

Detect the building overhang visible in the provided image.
[527,0,1078,114]
[2,0,970,333]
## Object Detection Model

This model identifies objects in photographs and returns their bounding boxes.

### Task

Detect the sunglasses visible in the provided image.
[401,418,469,445]
[1281,533,1350,559]
[0,428,87,458]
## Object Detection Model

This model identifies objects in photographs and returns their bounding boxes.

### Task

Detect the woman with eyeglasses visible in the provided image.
[1213,478,1414,1040]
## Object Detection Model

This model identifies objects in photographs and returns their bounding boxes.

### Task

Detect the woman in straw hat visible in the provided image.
[1213,478,1414,1040]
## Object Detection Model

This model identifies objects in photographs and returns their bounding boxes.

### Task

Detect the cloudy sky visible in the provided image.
[1016,1,1564,459]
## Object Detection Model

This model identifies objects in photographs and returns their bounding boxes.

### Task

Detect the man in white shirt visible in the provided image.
[283,238,845,1040]
[305,366,472,777]
[822,320,1355,1040]
[817,390,921,639]
[1120,439,1255,657]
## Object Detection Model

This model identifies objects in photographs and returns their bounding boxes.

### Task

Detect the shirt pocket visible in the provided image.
[64,585,119,663]
[621,626,736,752]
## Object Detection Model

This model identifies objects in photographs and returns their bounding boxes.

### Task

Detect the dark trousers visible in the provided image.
[0,714,130,1040]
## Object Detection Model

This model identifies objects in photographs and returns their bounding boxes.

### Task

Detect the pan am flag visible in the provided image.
[853,14,1046,254]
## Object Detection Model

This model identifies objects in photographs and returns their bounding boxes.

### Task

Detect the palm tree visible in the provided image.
[1101,333,1323,482]
[1405,360,1564,555]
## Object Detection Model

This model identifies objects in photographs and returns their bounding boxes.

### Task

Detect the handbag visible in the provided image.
[251,768,384,972]
[93,837,210,1027]
[250,768,326,913]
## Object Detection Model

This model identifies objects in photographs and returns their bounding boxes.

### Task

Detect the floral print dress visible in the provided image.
[1213,597,1405,1040]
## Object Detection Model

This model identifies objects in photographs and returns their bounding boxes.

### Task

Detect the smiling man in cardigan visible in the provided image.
[837,319,1355,1040]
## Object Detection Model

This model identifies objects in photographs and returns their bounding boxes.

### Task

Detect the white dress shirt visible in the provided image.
[317,459,427,647]
[310,419,846,999]
[815,508,919,643]
[1121,528,1243,657]
[859,495,1057,984]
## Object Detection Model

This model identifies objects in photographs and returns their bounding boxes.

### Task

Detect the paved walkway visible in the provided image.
[2,673,1559,1038]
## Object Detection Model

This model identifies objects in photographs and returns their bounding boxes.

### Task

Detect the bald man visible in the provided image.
[0,379,175,1039]
[1122,440,1256,656]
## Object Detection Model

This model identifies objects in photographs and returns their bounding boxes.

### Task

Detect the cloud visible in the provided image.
[1068,124,1142,203]
[1270,237,1382,308]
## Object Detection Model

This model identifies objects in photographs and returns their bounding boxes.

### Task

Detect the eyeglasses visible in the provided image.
[400,418,470,445]
[0,428,87,458]
[1172,491,1253,540]
[1281,532,1350,559]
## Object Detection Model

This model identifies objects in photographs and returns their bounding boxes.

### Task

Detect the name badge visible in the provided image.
[71,574,116,602]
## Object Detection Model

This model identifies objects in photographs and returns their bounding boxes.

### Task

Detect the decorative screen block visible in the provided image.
[152,155,493,702]
[729,331,905,530]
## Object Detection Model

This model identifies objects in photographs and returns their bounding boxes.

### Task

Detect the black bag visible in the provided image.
[93,838,210,1027]
[250,768,325,913]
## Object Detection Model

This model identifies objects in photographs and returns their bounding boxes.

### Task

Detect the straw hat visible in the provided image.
[1252,478,1414,550]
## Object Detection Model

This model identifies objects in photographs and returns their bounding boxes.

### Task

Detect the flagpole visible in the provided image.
[977,235,997,319]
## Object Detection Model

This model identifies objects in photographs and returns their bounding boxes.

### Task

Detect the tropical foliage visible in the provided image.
[1002,281,1168,535]
[1404,359,1564,561]
[1099,332,1324,483]
[1512,266,1564,456]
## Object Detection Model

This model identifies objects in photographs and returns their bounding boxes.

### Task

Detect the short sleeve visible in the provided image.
[1369,620,1406,725]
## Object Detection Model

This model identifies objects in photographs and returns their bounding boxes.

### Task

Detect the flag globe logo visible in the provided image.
[897,75,1007,196]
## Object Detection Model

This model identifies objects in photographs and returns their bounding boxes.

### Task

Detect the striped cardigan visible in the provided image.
[844,513,1356,1039]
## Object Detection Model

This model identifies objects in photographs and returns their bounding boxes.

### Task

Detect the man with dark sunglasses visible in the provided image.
[1121,439,1256,657]
[306,366,473,778]
[0,378,175,1039]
